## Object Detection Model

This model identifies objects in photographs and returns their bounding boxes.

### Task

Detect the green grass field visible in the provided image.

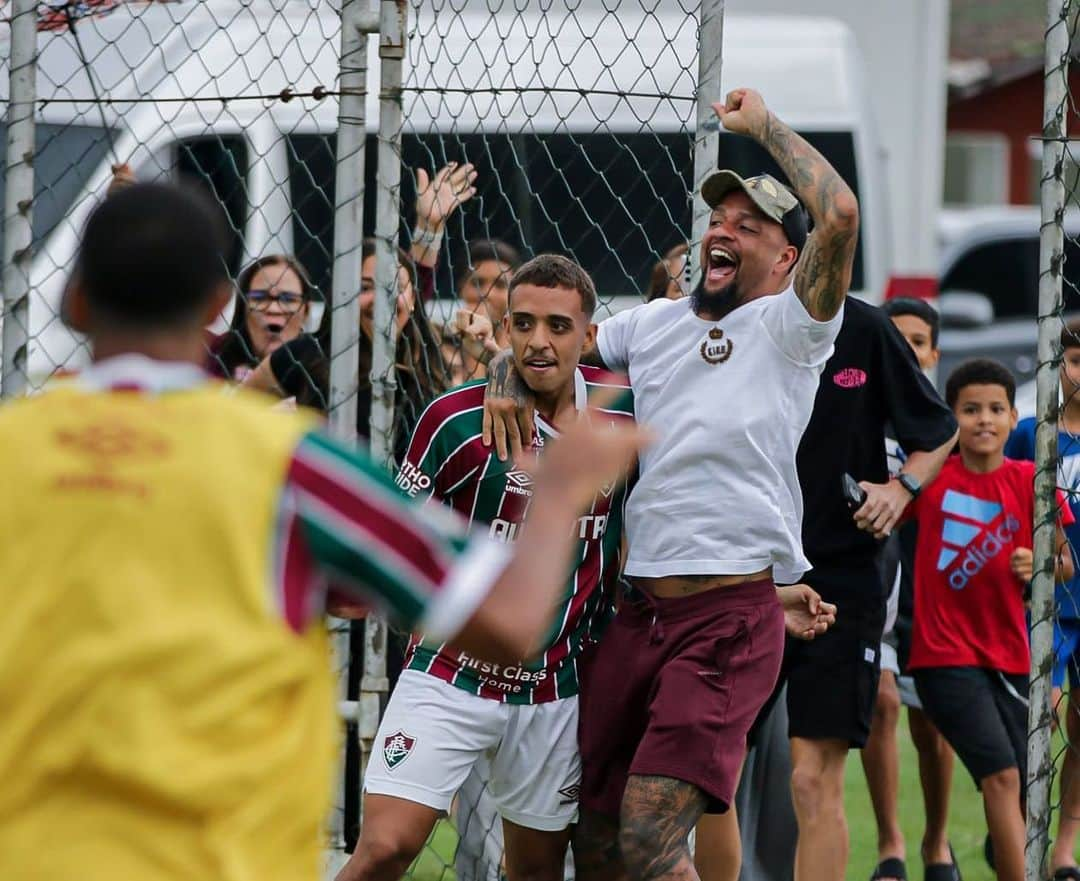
[845,712,992,881]
[407,820,459,881]
[405,710,1070,881]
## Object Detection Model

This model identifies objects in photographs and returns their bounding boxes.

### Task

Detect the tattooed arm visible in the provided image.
[481,346,607,461]
[714,88,859,321]
[482,349,536,462]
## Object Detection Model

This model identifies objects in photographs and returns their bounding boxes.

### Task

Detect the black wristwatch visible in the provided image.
[897,472,921,499]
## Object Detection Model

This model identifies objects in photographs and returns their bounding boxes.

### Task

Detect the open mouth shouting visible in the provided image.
[260,319,289,352]
[706,246,738,285]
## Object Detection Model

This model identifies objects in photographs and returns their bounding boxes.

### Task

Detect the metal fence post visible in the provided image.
[327,0,375,870]
[2,0,37,398]
[328,0,371,443]
[690,0,724,292]
[369,0,405,469]
[358,0,406,831]
[1028,2,1072,877]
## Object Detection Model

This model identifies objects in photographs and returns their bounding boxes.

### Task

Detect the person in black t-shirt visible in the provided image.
[786,297,957,881]
[861,298,959,881]
[727,298,957,881]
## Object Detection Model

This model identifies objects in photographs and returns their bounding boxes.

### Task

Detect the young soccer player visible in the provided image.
[907,358,1074,881]
[0,184,646,881]
[1005,318,1080,881]
[337,254,634,881]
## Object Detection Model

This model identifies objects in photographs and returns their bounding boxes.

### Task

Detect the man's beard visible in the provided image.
[690,276,740,317]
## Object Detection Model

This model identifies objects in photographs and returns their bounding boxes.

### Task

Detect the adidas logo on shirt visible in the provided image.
[937,489,1021,590]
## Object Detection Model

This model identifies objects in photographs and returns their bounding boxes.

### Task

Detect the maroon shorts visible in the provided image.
[579,579,784,816]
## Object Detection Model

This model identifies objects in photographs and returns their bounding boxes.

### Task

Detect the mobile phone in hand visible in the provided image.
[842,472,867,511]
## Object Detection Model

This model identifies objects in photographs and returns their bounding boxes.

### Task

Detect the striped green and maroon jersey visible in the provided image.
[281,430,509,638]
[395,366,634,704]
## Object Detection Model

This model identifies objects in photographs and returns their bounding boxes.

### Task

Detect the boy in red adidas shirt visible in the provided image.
[907,358,1074,881]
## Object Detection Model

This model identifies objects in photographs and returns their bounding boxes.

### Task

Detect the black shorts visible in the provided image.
[914,666,1028,788]
[783,560,886,748]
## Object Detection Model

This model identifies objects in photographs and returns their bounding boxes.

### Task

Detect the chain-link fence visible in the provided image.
[0,1,379,873]
[1031,3,1080,880]
[12,0,1080,875]
[0,1,724,878]
[3,2,961,879]
[353,3,719,877]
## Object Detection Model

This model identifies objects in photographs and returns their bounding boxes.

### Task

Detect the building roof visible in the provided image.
[950,0,1045,67]
[948,0,1077,99]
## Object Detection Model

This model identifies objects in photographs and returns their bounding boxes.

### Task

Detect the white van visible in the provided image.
[0,0,889,383]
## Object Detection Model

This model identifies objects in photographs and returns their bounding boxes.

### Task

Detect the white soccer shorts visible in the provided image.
[364,670,581,831]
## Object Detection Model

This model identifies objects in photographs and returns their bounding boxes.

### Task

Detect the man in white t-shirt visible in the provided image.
[484,87,859,881]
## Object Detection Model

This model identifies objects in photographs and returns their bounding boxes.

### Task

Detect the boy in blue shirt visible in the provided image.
[1006,319,1080,880]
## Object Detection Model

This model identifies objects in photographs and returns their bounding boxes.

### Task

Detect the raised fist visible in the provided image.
[712,88,770,140]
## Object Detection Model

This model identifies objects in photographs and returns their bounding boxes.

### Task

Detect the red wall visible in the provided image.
[948,66,1080,204]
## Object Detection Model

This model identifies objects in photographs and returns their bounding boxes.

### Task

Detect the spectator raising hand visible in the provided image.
[453,307,501,364]
[411,162,478,269]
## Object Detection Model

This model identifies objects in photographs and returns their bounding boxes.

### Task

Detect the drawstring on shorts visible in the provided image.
[649,612,665,644]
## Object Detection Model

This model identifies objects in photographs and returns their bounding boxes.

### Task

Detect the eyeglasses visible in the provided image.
[246,290,307,313]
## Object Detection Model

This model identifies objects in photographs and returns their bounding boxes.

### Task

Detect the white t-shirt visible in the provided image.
[597,285,842,583]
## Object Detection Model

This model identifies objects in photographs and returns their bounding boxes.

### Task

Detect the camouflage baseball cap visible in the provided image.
[701,170,808,253]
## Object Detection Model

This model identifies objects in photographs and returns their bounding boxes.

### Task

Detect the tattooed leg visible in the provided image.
[620,775,708,881]
[574,810,627,881]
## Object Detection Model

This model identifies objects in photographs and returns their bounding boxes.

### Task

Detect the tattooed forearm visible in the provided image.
[620,775,707,881]
[485,349,532,407]
[757,112,859,321]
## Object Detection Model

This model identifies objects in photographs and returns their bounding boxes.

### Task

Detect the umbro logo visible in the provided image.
[506,470,533,488]
[505,470,534,497]
[937,489,1021,590]
[558,784,580,806]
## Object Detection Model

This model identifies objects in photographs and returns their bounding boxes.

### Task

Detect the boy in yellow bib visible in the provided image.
[0,183,643,881]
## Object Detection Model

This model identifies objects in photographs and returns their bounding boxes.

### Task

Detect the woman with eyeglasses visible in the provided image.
[99,164,316,384]
[207,255,314,382]
[243,162,478,461]
[245,239,448,459]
